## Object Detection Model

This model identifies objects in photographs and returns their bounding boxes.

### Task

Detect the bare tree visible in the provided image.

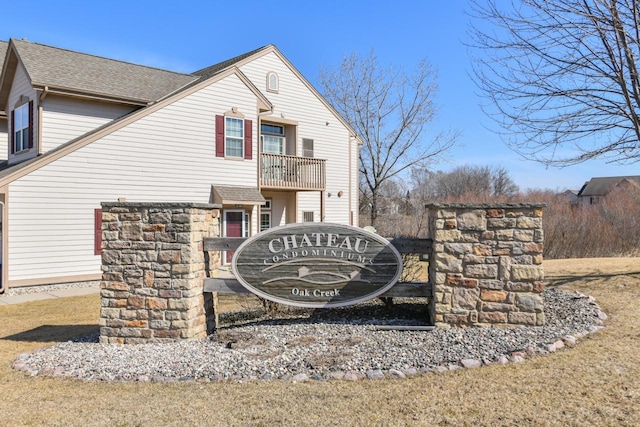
[414,164,519,200]
[469,0,640,166]
[490,166,520,197]
[320,51,457,227]
[436,165,494,199]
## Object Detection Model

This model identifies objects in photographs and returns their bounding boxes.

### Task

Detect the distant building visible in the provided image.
[558,189,579,203]
[577,176,640,205]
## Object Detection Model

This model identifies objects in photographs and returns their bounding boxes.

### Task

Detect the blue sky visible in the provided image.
[2,0,637,191]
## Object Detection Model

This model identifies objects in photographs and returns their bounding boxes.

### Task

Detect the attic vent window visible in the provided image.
[267,72,279,93]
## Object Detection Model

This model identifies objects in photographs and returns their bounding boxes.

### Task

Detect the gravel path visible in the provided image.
[12,288,606,382]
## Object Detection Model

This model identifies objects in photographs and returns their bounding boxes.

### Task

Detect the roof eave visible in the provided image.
[32,83,152,106]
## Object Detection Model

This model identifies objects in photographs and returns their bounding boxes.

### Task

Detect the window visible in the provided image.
[260,198,272,232]
[267,72,279,92]
[216,115,252,159]
[261,123,284,154]
[260,212,271,232]
[225,117,244,158]
[302,138,314,158]
[12,102,32,154]
[303,211,315,222]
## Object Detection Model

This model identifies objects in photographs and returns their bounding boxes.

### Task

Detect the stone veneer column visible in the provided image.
[427,203,546,327]
[99,202,220,344]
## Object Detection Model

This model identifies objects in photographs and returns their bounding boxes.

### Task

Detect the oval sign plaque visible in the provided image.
[232,222,403,308]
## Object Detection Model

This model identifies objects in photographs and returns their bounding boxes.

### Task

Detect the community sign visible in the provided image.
[231,223,403,308]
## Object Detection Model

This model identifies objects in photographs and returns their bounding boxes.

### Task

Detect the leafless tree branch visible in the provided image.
[468,0,640,166]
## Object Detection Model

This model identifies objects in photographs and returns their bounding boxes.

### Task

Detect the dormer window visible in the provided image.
[267,72,279,93]
[11,101,33,154]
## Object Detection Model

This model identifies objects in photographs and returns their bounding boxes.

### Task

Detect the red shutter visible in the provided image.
[28,101,34,150]
[244,119,252,160]
[215,115,225,157]
[10,109,15,155]
[94,208,103,256]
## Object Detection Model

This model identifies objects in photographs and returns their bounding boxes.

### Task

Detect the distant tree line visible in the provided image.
[359,164,519,237]
[361,164,640,259]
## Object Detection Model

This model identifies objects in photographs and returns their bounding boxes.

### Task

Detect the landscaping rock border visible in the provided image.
[12,288,606,382]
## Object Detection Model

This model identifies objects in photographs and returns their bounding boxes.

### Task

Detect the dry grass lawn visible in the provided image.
[0,258,639,426]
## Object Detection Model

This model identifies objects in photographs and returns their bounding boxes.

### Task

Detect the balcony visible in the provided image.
[260,153,326,191]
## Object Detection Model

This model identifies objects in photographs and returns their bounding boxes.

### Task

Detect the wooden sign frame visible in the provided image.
[231,222,403,308]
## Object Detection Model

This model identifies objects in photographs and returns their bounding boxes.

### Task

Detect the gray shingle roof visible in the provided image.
[578,176,640,196]
[11,38,198,103]
[0,40,8,113]
[193,45,272,80]
[0,40,8,74]
[212,185,266,205]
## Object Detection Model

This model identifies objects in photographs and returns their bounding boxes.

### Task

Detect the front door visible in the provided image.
[224,210,245,264]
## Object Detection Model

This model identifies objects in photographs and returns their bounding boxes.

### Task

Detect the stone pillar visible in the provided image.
[99,202,220,344]
[427,203,545,327]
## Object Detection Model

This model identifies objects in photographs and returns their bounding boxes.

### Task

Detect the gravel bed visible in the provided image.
[12,288,606,382]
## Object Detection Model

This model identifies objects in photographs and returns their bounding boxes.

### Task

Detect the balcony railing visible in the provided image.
[260,153,326,191]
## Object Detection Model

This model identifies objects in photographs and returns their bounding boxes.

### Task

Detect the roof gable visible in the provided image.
[197,45,362,143]
[0,66,271,187]
[0,39,198,107]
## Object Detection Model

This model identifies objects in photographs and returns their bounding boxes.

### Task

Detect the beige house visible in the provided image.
[576,175,640,205]
[0,39,360,291]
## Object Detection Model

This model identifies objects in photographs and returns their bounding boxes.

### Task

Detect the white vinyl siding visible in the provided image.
[7,73,259,282]
[41,95,136,153]
[350,137,359,226]
[7,64,37,166]
[239,52,353,224]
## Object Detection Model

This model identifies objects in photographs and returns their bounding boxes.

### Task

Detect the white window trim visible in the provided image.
[260,211,272,232]
[13,103,30,154]
[261,123,285,155]
[267,71,279,93]
[225,117,244,158]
